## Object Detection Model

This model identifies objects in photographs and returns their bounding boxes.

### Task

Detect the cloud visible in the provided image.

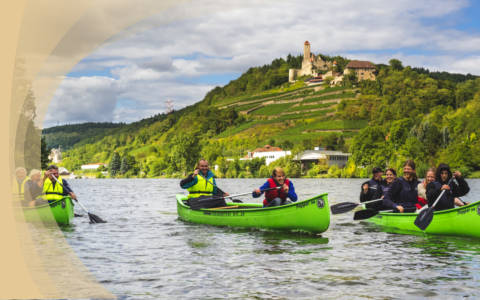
[43,0,480,127]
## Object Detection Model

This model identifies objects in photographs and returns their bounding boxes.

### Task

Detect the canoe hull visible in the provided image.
[366,200,480,239]
[23,197,75,226]
[177,193,330,234]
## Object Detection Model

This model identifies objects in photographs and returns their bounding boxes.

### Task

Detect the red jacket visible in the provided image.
[264,178,290,206]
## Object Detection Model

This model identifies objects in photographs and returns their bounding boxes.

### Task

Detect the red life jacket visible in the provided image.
[416,196,428,210]
[263,178,290,206]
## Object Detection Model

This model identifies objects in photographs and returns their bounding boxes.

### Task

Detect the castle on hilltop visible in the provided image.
[288,41,332,82]
[288,41,376,84]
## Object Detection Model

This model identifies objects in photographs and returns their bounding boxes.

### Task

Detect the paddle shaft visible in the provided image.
[361,198,383,205]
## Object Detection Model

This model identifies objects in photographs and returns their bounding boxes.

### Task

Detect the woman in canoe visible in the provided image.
[383,160,419,213]
[426,163,469,211]
[252,167,297,207]
[416,168,435,210]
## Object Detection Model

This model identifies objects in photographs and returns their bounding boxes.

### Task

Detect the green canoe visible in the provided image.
[23,197,75,225]
[176,193,330,234]
[365,200,480,239]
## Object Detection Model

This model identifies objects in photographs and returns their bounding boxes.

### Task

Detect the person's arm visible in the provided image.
[452,176,470,197]
[180,173,197,189]
[383,180,400,210]
[252,182,270,198]
[287,181,297,202]
[61,179,77,200]
[426,182,441,207]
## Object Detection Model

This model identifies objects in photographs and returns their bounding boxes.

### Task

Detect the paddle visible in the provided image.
[354,206,417,221]
[195,186,281,203]
[51,175,106,223]
[200,173,243,203]
[414,177,454,231]
[330,198,383,214]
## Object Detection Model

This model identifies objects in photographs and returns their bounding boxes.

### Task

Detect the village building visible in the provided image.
[80,163,105,170]
[343,60,376,81]
[245,145,292,166]
[294,148,351,171]
[289,41,331,82]
[48,147,62,163]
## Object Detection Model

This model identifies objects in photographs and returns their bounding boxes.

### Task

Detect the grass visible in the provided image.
[302,92,357,104]
[249,103,295,116]
[289,103,335,112]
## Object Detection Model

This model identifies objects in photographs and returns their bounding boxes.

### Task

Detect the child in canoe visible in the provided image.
[252,167,298,207]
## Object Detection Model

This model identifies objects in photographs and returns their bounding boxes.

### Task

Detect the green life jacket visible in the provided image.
[43,176,65,202]
[187,174,214,199]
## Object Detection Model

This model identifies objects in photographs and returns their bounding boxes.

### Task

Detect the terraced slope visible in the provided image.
[214,84,366,143]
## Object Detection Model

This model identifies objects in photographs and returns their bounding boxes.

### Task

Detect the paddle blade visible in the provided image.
[353,209,379,221]
[231,199,243,203]
[414,208,433,231]
[88,212,106,223]
[330,202,359,214]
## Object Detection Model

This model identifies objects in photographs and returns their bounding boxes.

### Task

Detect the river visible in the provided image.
[63,178,480,299]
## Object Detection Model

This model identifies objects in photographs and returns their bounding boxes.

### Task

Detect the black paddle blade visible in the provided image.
[353,209,379,221]
[330,202,359,214]
[231,199,243,203]
[414,208,433,231]
[88,213,106,223]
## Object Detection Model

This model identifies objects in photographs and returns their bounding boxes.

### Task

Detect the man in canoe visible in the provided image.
[12,167,28,203]
[180,159,228,199]
[426,163,470,211]
[42,165,77,203]
[24,169,44,206]
[252,167,297,207]
[360,167,388,211]
[383,160,419,213]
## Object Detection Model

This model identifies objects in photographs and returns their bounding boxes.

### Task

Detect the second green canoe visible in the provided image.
[366,200,480,239]
[176,193,330,234]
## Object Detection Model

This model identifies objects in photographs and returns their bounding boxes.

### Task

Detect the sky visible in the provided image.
[42,0,480,128]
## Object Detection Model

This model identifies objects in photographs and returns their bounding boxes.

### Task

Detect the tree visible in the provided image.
[389,59,403,71]
[40,136,50,169]
[109,152,121,177]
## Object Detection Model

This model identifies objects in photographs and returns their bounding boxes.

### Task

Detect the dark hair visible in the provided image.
[435,163,451,182]
[385,168,397,176]
[403,160,417,181]
[403,160,416,170]
[372,167,383,174]
[46,165,59,170]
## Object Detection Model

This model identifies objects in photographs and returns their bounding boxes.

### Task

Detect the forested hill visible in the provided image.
[43,55,480,178]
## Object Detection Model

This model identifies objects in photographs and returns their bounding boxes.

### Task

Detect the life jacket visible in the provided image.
[187,174,214,199]
[43,176,65,202]
[263,178,290,206]
[416,196,428,210]
[393,177,418,207]
[12,176,29,202]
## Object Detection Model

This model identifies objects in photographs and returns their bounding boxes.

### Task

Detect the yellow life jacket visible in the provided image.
[12,176,29,201]
[42,176,65,202]
[187,174,214,199]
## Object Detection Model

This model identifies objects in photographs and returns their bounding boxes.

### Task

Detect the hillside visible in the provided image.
[44,55,480,178]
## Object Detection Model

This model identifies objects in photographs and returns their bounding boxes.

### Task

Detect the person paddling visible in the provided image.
[383,160,419,213]
[253,167,297,207]
[426,163,470,211]
[360,167,389,211]
[180,159,228,199]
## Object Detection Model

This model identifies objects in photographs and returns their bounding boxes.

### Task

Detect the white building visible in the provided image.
[248,145,291,166]
[48,148,62,163]
[294,148,351,171]
[81,163,105,170]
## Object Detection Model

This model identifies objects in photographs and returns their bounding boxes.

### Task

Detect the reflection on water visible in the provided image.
[59,178,480,299]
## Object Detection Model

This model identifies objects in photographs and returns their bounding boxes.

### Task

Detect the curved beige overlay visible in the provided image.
[3,0,193,298]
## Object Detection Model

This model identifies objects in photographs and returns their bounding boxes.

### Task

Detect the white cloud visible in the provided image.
[44,0,480,127]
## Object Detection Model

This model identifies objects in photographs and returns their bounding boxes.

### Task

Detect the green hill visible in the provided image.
[43,55,480,178]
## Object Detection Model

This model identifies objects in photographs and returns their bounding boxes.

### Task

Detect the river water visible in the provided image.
[64,178,480,299]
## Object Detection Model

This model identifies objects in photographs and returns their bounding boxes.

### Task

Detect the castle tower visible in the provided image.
[303,41,311,62]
